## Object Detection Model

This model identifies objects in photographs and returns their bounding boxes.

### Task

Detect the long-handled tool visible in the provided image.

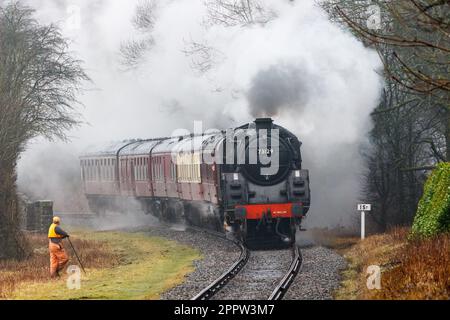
[67,237,87,275]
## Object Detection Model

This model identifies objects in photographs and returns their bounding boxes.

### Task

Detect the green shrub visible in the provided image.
[411,162,450,238]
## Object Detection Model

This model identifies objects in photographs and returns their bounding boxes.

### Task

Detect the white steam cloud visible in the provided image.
[16,0,383,227]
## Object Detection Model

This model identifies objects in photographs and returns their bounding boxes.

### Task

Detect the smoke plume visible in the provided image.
[247,63,312,117]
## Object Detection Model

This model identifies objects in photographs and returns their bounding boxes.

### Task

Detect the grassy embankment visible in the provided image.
[0,230,201,299]
[322,228,449,300]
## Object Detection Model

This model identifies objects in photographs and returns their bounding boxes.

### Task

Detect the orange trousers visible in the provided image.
[49,241,69,277]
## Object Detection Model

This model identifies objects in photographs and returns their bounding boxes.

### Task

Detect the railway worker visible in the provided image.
[48,216,70,278]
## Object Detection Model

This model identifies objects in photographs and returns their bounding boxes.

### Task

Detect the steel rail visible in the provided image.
[268,246,302,300]
[191,236,250,300]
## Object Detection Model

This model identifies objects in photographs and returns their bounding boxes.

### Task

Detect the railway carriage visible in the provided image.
[80,118,311,247]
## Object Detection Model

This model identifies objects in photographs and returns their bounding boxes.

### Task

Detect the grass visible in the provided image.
[335,227,450,300]
[308,228,360,251]
[0,232,120,299]
[0,230,201,300]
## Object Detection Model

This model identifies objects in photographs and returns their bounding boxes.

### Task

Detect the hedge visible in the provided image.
[411,162,450,238]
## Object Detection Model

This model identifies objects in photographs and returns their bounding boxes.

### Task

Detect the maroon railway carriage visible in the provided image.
[81,118,311,247]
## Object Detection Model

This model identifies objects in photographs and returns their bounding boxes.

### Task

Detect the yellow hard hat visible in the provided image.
[52,216,61,224]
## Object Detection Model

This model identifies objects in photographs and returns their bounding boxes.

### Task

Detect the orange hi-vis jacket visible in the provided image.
[48,223,64,239]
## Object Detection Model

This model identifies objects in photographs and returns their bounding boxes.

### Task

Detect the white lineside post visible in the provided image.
[357,204,371,240]
[361,211,365,240]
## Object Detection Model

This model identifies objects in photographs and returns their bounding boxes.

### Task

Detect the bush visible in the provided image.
[411,163,450,238]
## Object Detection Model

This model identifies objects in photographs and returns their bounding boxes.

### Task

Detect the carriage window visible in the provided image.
[92,160,95,181]
[143,157,146,180]
[134,158,141,180]
[104,159,108,181]
[137,158,141,181]
[90,160,93,181]
[172,163,175,180]
[108,159,112,181]
[171,163,175,180]
[103,159,106,181]
[112,160,114,180]
[158,157,161,180]
[145,158,148,180]
[137,158,140,181]
[108,159,111,181]
[154,158,156,179]
[97,160,100,181]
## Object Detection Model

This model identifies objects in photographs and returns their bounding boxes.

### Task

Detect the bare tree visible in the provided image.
[182,0,276,74]
[0,2,88,259]
[323,0,449,229]
[335,0,450,161]
[120,0,156,68]
[121,0,275,73]
[203,0,276,27]
[181,38,226,75]
[363,77,432,230]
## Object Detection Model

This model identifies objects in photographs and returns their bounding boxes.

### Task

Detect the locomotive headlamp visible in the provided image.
[233,173,239,181]
[295,170,300,178]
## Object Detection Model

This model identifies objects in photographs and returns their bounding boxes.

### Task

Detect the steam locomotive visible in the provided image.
[80,118,310,247]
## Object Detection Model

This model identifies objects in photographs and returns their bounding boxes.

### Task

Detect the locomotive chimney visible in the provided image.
[254,118,274,130]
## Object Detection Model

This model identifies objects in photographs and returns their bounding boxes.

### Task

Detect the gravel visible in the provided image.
[213,249,293,300]
[284,246,347,300]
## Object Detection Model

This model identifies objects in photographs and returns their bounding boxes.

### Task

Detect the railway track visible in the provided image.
[58,213,303,299]
[191,240,250,300]
[268,246,302,300]
[190,228,303,300]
